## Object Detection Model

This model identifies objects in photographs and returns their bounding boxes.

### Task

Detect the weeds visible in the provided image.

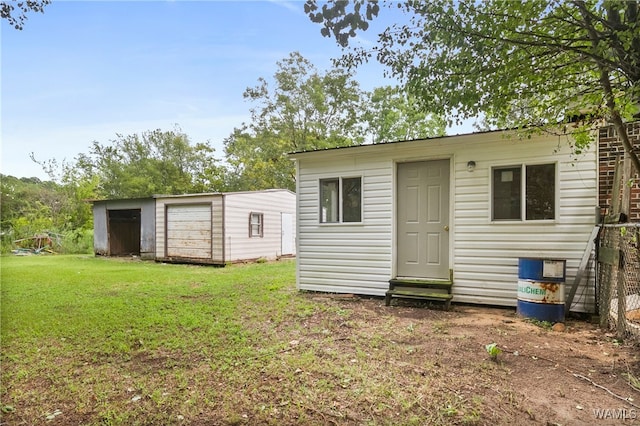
[524,318,554,329]
[623,372,640,391]
[485,343,502,362]
[432,321,449,334]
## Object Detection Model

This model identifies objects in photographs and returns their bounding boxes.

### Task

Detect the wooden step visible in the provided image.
[386,290,453,300]
[386,273,454,309]
[385,289,453,309]
[388,278,452,290]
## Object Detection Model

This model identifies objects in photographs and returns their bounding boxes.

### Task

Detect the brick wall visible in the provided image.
[598,121,640,221]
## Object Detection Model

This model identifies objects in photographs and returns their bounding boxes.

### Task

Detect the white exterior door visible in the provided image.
[397,160,450,279]
[281,213,294,255]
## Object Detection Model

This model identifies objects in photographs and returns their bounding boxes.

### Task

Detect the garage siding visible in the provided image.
[223,190,296,262]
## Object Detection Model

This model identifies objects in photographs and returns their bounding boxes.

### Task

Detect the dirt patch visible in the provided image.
[303,296,640,425]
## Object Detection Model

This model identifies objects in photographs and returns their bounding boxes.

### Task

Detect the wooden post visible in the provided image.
[622,153,632,218]
[565,226,599,311]
[617,245,626,340]
[618,154,631,339]
[610,155,622,219]
[598,157,624,329]
[598,236,618,328]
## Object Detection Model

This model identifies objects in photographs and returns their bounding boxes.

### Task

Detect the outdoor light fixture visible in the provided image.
[467,160,476,172]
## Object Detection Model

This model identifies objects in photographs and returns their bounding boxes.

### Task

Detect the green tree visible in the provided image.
[24,126,224,249]
[243,51,365,151]
[0,174,70,250]
[18,155,99,235]
[1,175,48,232]
[1,0,51,30]
[363,85,446,143]
[224,52,366,191]
[306,0,640,170]
[76,127,224,198]
[223,128,295,191]
[54,160,99,231]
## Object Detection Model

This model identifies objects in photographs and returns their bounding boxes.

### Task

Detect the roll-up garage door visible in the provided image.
[166,204,212,259]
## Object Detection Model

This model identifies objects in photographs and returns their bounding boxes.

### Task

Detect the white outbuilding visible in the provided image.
[290,129,598,312]
[154,189,296,265]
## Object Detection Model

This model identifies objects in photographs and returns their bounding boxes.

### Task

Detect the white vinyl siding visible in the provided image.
[211,197,225,261]
[156,190,295,263]
[224,190,296,262]
[297,158,393,295]
[293,130,598,312]
[454,137,597,312]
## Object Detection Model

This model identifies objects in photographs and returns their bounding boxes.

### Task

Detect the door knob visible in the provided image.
[444,225,449,231]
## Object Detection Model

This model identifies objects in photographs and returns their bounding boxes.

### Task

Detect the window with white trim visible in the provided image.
[249,212,264,237]
[319,177,362,223]
[492,163,555,221]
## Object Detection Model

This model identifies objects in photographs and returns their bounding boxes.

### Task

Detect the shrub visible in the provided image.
[59,229,93,254]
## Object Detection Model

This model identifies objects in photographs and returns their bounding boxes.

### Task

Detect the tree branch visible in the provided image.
[576,0,640,174]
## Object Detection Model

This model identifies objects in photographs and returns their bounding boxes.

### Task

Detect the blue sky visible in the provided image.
[1,1,468,180]
[1,0,391,179]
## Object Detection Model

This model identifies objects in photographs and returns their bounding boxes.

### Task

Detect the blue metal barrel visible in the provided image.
[517,258,566,322]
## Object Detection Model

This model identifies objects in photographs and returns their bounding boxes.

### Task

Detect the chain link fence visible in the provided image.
[597,224,640,342]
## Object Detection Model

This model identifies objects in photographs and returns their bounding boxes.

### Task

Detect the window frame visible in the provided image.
[249,212,264,238]
[319,176,363,224]
[491,162,557,222]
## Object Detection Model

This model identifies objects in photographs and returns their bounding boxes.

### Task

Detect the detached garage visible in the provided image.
[92,197,156,259]
[155,189,296,265]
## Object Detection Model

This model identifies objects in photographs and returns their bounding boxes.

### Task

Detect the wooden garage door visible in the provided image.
[166,204,212,259]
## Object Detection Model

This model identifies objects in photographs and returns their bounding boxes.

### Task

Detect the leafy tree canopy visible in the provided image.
[363,85,446,143]
[306,0,640,170]
[0,174,86,248]
[244,51,366,152]
[225,52,446,191]
[224,52,366,192]
[1,0,51,30]
[38,127,224,200]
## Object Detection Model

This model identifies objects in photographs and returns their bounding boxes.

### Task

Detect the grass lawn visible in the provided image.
[1,255,317,425]
[2,255,639,425]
